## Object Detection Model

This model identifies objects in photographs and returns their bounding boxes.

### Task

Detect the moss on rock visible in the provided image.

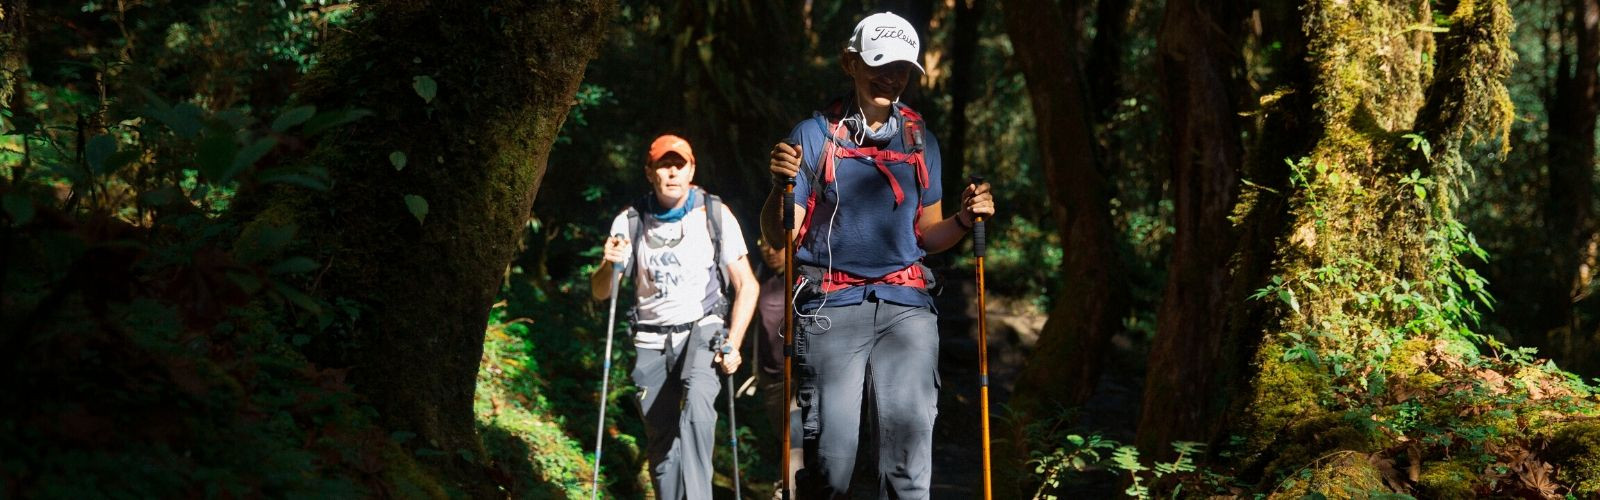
[1549,421,1600,495]
[1417,461,1478,499]
[1268,451,1390,499]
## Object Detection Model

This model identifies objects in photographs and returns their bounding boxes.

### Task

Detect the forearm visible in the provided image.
[919,198,975,255]
[588,261,616,301]
[724,261,760,350]
[726,287,756,351]
[760,185,790,247]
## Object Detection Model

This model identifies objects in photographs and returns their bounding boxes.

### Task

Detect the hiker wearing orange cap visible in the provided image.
[590,134,759,499]
[760,11,996,499]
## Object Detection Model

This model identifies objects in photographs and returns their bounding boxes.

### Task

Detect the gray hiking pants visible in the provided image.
[795,299,940,499]
[632,319,721,500]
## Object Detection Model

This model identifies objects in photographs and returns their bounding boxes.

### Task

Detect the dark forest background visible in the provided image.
[7,0,1600,498]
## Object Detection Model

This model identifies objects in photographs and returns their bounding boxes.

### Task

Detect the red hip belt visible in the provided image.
[819,264,927,293]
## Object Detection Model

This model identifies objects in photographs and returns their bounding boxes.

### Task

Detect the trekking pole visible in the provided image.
[780,141,799,500]
[592,249,626,500]
[970,175,993,500]
[714,333,744,500]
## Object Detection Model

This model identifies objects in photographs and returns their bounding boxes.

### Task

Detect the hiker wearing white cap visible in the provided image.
[592,134,760,499]
[760,11,995,499]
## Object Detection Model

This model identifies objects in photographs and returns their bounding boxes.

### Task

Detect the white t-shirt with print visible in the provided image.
[609,198,747,348]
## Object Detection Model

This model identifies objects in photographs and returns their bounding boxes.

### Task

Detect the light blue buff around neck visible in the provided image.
[648,188,698,223]
[843,105,901,144]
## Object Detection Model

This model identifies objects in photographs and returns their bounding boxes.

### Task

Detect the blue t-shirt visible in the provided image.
[787,104,942,311]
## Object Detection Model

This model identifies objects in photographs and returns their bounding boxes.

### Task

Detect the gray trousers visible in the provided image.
[795,299,940,499]
[631,321,720,500]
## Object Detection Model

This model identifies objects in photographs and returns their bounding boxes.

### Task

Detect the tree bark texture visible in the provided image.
[235,0,614,493]
[1135,0,1246,458]
[1000,1,1131,493]
[941,0,983,202]
[1085,0,1131,122]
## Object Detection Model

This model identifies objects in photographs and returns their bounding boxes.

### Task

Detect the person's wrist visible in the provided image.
[955,211,974,231]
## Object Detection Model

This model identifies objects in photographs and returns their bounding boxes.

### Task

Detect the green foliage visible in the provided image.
[403,194,429,225]
[390,150,408,171]
[476,305,598,499]
[1031,432,1233,500]
[0,2,446,496]
[412,75,438,104]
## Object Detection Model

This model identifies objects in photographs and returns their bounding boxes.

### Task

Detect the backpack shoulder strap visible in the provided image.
[704,189,728,294]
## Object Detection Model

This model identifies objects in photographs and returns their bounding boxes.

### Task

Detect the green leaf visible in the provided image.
[302,108,373,136]
[270,257,320,275]
[85,134,116,175]
[3,193,34,226]
[257,166,331,191]
[144,97,204,138]
[274,282,322,315]
[390,151,408,171]
[1414,184,1428,200]
[226,137,278,182]
[412,75,437,104]
[270,105,317,132]
[1278,289,1300,313]
[404,194,429,225]
[196,132,238,181]
[225,271,263,294]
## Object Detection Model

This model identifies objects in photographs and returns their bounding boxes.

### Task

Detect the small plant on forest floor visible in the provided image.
[1032,436,1238,499]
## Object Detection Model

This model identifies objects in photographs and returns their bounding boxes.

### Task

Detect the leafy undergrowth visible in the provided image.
[0,193,442,498]
[475,305,599,499]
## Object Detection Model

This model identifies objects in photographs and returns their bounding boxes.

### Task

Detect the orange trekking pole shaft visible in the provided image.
[971,175,992,500]
[780,151,798,500]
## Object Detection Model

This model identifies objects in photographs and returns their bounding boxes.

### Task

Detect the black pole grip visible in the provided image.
[783,185,795,229]
[782,140,799,229]
[969,175,986,257]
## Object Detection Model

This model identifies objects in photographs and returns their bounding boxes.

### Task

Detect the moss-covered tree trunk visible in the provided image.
[1,0,26,124]
[1135,0,1246,458]
[234,0,613,493]
[1219,1,1600,495]
[1543,0,1600,370]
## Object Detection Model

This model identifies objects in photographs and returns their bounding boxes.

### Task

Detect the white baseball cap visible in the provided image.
[846,12,925,74]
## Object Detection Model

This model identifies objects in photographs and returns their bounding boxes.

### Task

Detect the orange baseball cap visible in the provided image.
[647,134,695,165]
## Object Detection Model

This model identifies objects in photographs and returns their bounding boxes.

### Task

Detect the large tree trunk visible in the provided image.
[941,0,983,201]
[1135,0,1246,457]
[234,0,613,493]
[1001,0,1127,416]
[1544,0,1600,370]
[1085,0,1131,122]
[1000,0,1131,494]
[1212,3,1600,495]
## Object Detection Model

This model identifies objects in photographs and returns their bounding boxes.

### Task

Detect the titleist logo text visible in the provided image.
[871,26,917,48]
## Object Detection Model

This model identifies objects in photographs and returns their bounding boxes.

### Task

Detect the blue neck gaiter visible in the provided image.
[649,188,697,223]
